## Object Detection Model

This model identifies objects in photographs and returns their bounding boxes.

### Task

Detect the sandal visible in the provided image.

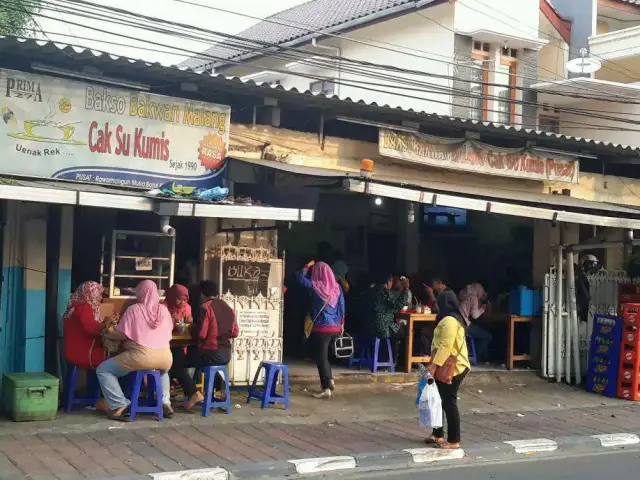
[424,436,445,445]
[436,442,461,449]
[108,406,131,422]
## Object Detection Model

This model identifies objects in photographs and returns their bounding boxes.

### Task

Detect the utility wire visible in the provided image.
[9,1,640,132]
[18,0,640,107]
[171,0,624,99]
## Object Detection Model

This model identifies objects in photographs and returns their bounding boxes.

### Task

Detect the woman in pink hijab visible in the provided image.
[97,280,174,420]
[296,260,345,399]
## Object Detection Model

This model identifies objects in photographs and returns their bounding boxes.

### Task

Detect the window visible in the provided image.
[469,46,490,121]
[494,60,516,125]
[539,115,560,133]
[501,47,518,59]
[310,80,335,95]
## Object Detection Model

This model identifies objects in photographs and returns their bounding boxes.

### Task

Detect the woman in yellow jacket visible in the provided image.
[426,289,471,450]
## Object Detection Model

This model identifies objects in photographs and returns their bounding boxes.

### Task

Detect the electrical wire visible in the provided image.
[171,0,628,99]
[458,0,640,81]
[7,0,640,131]
[17,0,640,108]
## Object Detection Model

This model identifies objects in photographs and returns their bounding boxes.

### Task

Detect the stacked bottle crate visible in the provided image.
[617,304,640,401]
[586,314,622,397]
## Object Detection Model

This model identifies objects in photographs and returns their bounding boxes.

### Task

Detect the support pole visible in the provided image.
[566,251,582,385]
[565,250,573,383]
[556,245,564,384]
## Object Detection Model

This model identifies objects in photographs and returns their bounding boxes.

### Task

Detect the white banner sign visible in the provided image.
[379,129,579,184]
[0,68,230,188]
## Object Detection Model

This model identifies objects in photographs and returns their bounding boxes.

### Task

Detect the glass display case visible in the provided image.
[100,230,175,298]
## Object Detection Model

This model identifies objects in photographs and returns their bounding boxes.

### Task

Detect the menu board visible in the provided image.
[586,314,623,398]
[221,260,271,297]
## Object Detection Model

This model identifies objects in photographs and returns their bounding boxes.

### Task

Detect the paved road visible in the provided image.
[342,449,640,479]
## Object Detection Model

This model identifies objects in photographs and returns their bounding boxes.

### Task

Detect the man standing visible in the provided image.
[459,283,492,363]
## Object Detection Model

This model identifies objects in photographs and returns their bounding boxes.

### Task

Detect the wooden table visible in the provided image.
[483,314,538,370]
[170,332,193,347]
[396,312,437,372]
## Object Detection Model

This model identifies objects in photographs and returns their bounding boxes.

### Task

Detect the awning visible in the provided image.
[344,179,640,229]
[0,178,315,222]
[531,77,640,106]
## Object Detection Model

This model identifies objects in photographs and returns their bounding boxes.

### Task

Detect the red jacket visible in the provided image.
[191,298,239,353]
[63,303,107,369]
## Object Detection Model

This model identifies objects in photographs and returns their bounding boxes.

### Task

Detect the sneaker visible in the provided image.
[312,389,333,400]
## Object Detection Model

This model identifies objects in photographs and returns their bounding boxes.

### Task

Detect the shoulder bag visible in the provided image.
[433,323,467,384]
[304,300,329,339]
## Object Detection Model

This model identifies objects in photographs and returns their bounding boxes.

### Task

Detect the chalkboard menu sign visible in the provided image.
[221,260,271,297]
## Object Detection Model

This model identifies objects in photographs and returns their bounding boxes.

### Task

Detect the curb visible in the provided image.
[141,432,640,479]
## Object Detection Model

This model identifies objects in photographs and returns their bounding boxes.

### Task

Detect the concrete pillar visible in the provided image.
[604,229,625,271]
[57,206,74,333]
[23,209,47,372]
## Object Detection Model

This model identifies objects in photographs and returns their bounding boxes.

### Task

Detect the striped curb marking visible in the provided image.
[592,433,640,448]
[403,448,465,463]
[504,439,558,454]
[148,468,229,480]
[288,456,357,475]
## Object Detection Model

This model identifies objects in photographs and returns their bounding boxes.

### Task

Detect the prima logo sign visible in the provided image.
[5,77,43,102]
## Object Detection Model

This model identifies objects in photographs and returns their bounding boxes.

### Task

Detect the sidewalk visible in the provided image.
[1,376,639,479]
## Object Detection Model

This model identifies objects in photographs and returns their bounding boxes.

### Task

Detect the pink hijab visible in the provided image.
[310,262,341,308]
[118,280,172,349]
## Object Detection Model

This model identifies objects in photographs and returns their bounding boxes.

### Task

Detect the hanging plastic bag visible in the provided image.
[416,373,442,429]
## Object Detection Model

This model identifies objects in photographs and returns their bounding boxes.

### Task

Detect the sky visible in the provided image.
[35,0,308,66]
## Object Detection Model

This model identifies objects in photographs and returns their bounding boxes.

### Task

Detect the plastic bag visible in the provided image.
[416,373,442,429]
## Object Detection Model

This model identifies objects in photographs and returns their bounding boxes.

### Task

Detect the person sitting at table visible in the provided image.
[169,280,239,409]
[459,282,492,363]
[165,284,193,330]
[96,280,174,421]
[366,274,411,369]
[63,281,114,370]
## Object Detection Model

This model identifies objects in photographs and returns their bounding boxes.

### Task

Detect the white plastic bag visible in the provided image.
[417,374,442,429]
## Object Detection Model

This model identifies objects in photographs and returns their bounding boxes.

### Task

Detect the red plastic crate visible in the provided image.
[617,381,640,401]
[620,304,640,325]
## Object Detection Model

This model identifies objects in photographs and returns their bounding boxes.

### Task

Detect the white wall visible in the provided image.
[556,98,640,147]
[454,0,540,39]
[224,3,456,116]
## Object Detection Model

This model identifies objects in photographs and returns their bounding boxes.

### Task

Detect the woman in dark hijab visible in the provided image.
[435,289,464,325]
[427,288,471,449]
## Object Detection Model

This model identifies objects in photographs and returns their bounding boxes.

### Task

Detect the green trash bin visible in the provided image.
[2,372,60,422]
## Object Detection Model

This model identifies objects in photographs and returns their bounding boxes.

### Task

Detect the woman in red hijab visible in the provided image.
[62,281,112,369]
[165,284,193,330]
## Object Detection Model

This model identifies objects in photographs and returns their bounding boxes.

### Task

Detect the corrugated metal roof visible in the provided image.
[180,0,439,69]
[615,0,640,6]
[2,35,640,155]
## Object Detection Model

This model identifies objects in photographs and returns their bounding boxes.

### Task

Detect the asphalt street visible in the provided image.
[337,449,640,479]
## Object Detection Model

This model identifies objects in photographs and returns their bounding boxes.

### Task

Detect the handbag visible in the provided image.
[304,300,329,339]
[333,333,354,359]
[433,325,467,385]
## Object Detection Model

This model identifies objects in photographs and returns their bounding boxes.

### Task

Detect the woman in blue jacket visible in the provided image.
[297,260,345,399]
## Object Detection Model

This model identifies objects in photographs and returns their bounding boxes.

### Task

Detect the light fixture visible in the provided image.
[360,159,374,179]
[31,63,150,91]
[531,146,597,160]
[408,203,416,224]
[374,197,383,206]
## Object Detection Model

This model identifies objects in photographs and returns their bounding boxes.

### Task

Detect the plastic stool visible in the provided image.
[193,365,232,417]
[63,365,101,413]
[372,338,395,373]
[247,362,290,409]
[128,370,164,422]
[348,335,365,369]
[467,335,478,366]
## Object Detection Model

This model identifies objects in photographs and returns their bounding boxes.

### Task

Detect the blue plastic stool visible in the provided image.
[193,365,232,417]
[63,365,101,413]
[372,338,395,373]
[467,335,478,366]
[128,370,164,422]
[348,335,366,369]
[247,362,290,409]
